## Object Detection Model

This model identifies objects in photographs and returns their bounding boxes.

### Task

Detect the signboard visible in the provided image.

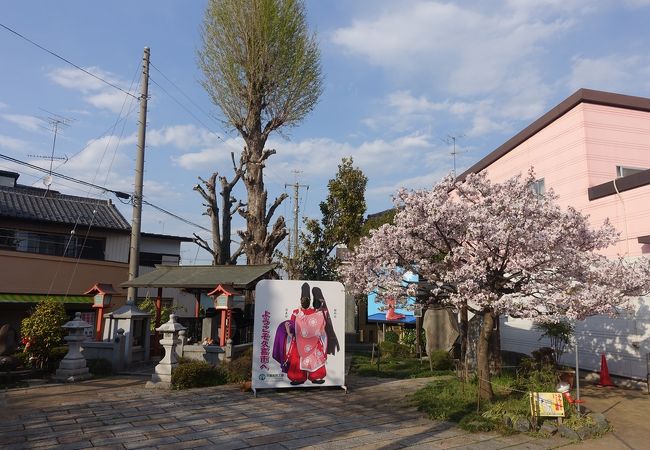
[252,280,346,392]
[530,392,565,417]
[367,270,418,324]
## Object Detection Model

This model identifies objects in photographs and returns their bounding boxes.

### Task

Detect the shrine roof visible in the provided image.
[121,264,278,290]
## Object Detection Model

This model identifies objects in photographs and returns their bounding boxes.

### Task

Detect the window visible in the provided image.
[616,166,646,178]
[139,252,180,267]
[530,178,545,197]
[0,227,105,260]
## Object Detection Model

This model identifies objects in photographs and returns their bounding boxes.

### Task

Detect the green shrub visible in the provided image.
[379,341,411,358]
[10,351,31,369]
[45,346,69,373]
[171,360,227,390]
[400,328,425,352]
[384,330,399,344]
[429,350,455,370]
[20,298,68,369]
[222,347,252,383]
[87,358,113,376]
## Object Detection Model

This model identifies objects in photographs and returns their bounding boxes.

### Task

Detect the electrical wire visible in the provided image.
[142,200,211,233]
[0,22,138,100]
[148,76,224,141]
[0,153,130,199]
[149,62,217,129]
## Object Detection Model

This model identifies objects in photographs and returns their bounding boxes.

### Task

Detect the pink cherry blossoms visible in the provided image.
[344,171,650,322]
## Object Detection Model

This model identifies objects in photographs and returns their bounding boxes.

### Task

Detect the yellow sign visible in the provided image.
[530,392,565,417]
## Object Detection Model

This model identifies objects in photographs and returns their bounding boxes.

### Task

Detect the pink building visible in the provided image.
[459,89,650,379]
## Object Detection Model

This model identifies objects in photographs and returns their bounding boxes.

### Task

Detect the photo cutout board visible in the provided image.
[252,279,346,392]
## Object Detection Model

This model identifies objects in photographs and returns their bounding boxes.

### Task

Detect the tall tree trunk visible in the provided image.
[477,310,495,400]
[243,136,268,264]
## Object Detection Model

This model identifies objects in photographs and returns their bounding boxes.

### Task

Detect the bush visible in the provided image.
[171,360,227,390]
[20,298,68,369]
[222,347,252,383]
[45,346,69,373]
[87,358,113,376]
[379,341,412,358]
[10,351,31,369]
[384,330,399,344]
[429,350,455,370]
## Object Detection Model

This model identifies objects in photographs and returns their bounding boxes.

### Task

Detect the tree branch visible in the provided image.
[193,233,215,259]
[265,192,288,226]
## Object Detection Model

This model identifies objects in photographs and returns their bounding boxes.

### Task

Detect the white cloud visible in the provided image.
[0,101,7,109]
[1,114,43,132]
[148,125,221,150]
[331,1,572,96]
[171,136,243,170]
[0,134,28,151]
[47,66,135,113]
[569,54,650,93]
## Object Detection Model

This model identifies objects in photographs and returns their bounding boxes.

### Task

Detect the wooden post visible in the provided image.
[95,306,104,341]
[155,287,163,329]
[219,309,227,346]
[226,310,232,342]
[195,291,200,318]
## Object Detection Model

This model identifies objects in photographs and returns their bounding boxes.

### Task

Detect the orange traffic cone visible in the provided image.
[598,353,615,387]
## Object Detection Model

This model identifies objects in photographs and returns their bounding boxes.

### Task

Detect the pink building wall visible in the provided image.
[479,102,650,257]
[462,89,650,379]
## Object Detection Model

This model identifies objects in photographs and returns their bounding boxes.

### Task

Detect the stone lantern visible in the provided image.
[146,314,186,389]
[52,312,92,382]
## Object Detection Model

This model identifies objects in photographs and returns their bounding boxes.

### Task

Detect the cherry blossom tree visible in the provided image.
[344,171,650,400]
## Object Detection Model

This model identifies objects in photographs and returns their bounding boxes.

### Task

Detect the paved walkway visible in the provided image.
[0,374,575,449]
[10,373,648,450]
[572,384,650,450]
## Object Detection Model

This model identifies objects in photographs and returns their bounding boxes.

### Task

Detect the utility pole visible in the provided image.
[285,171,308,276]
[127,47,150,304]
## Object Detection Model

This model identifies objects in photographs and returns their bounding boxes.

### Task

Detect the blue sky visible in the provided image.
[2,0,650,264]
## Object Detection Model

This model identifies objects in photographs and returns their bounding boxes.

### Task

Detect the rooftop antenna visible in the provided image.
[33,109,74,187]
[442,133,465,178]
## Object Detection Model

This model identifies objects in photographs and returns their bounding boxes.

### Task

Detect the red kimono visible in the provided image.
[286,307,327,384]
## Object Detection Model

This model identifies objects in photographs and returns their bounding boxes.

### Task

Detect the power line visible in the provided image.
[141,200,211,233]
[3,155,212,234]
[0,153,130,199]
[148,75,224,141]
[0,22,138,100]
[149,62,217,129]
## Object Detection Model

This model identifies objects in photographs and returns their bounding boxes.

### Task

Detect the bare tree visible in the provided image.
[198,0,323,264]
[193,152,245,265]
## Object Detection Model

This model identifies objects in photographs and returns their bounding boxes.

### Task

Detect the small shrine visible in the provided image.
[84,283,118,340]
[207,284,244,346]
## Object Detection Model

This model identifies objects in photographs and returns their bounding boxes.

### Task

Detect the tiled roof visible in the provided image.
[121,264,278,289]
[0,184,130,231]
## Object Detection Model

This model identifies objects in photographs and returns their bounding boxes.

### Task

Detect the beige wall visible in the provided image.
[0,249,128,305]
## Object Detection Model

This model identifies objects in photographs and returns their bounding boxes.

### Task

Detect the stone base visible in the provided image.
[146,380,172,389]
[52,368,92,382]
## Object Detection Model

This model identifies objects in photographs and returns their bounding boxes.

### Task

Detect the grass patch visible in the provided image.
[411,368,576,434]
[349,351,454,379]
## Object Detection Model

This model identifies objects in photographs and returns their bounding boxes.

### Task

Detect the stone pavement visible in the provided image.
[0,374,580,449]
[571,384,650,450]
